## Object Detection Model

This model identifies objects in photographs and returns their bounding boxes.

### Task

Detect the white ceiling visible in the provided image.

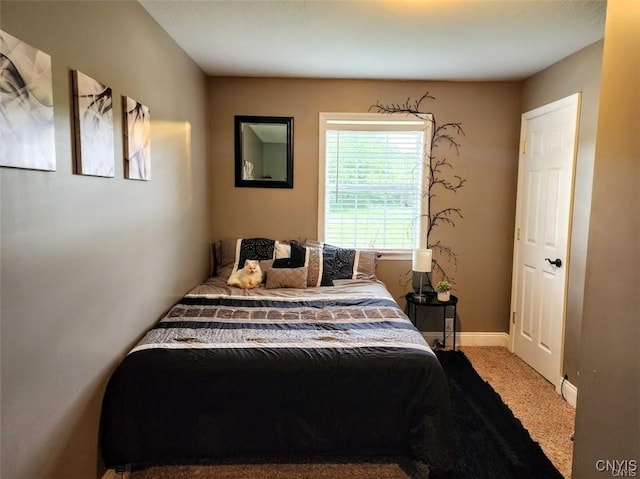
[140,0,606,81]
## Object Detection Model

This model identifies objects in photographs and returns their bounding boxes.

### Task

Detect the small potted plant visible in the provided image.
[435,280,452,302]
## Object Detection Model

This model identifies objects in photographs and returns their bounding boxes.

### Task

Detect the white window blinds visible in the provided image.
[319,114,431,251]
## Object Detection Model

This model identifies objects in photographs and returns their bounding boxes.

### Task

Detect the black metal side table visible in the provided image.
[405,292,458,350]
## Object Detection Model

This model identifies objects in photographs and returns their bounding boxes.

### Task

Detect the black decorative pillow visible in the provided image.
[319,247,336,286]
[324,244,357,280]
[232,238,276,273]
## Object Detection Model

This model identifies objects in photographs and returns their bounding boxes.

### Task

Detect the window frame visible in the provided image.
[318,112,433,260]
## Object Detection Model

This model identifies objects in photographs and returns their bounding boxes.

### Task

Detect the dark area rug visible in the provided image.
[435,349,563,479]
[130,350,563,479]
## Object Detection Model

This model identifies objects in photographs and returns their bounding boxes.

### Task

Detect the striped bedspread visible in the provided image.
[131,278,432,355]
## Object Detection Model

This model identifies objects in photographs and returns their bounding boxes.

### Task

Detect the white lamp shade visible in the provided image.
[412,248,432,273]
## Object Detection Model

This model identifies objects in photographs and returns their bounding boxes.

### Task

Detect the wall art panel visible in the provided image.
[0,29,56,171]
[122,96,150,180]
[72,70,114,177]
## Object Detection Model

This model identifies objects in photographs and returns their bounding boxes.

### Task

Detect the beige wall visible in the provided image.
[573,1,640,476]
[522,40,604,386]
[0,2,210,479]
[209,78,522,331]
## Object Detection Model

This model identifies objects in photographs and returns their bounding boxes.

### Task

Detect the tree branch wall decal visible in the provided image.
[370,93,466,283]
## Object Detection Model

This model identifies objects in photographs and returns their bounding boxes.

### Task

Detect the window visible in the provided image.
[319,113,432,255]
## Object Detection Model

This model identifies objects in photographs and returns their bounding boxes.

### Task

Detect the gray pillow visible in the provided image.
[265,267,308,289]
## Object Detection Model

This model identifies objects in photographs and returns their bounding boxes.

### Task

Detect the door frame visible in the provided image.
[508,92,581,392]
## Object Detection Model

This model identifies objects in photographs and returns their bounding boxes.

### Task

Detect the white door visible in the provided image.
[510,93,580,388]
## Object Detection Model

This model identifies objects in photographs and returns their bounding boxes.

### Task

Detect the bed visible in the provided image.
[100,239,455,476]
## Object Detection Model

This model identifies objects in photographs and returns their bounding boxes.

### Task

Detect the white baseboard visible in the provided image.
[421,332,510,348]
[557,378,578,408]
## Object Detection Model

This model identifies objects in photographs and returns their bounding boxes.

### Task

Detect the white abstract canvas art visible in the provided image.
[0,30,56,171]
[72,70,114,177]
[122,96,150,180]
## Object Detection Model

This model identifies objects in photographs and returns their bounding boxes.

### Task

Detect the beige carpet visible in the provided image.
[462,347,575,479]
[126,462,410,479]
[115,346,574,479]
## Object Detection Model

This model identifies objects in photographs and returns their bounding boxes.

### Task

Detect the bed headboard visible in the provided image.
[210,242,218,277]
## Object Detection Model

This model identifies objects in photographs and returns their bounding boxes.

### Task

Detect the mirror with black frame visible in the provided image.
[234,116,293,188]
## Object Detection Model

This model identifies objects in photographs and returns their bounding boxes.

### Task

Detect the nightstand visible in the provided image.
[405,292,458,350]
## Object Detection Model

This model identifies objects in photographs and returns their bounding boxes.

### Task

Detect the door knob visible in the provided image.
[545,258,562,267]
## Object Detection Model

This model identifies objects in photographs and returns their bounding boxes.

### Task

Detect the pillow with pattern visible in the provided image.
[303,240,378,281]
[304,246,324,287]
[324,244,357,280]
[231,238,276,273]
[265,267,308,289]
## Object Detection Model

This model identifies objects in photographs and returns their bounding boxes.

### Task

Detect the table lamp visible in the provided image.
[412,248,432,302]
